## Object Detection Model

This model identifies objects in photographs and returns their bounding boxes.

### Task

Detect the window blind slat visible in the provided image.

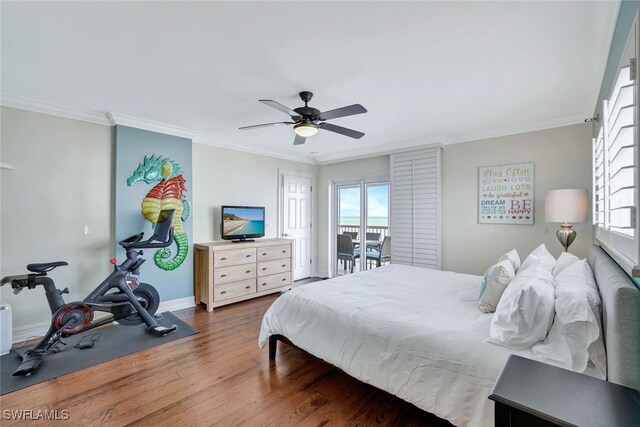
[391,147,441,269]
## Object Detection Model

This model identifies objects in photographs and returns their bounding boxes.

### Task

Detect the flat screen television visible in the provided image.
[221,205,265,242]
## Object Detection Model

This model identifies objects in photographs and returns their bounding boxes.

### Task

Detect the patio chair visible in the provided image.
[343,231,358,239]
[366,236,391,267]
[365,232,381,241]
[337,234,360,273]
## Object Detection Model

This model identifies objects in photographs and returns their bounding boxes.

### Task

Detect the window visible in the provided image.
[334,180,390,276]
[593,14,640,276]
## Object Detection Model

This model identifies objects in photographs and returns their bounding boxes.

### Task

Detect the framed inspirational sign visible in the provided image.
[478,162,534,225]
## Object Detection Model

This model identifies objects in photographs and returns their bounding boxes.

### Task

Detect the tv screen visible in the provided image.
[221,206,265,241]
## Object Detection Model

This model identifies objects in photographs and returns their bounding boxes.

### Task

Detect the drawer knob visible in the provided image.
[245,254,251,258]
[282,264,286,267]
[262,252,267,256]
[220,257,227,260]
[221,274,227,277]
[262,283,267,286]
[282,278,286,281]
[282,250,286,253]
[245,285,251,289]
[220,290,227,295]
[262,267,267,271]
[246,270,251,273]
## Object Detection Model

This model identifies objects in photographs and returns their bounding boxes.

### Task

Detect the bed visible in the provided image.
[258,246,640,427]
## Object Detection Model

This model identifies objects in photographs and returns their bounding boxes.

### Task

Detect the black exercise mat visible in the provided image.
[1,312,197,395]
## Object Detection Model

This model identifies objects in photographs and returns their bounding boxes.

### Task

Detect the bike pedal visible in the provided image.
[148,324,177,336]
[77,342,94,349]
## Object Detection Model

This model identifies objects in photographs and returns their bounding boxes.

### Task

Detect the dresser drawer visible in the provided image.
[258,272,291,291]
[258,258,291,277]
[213,248,256,267]
[214,280,256,301]
[213,264,256,285]
[257,244,291,261]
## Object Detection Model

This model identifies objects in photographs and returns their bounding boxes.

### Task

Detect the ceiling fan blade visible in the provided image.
[259,99,300,118]
[318,104,367,121]
[293,134,306,145]
[239,122,292,130]
[320,123,365,139]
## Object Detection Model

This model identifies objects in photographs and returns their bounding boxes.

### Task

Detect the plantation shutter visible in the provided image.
[593,126,606,230]
[390,147,442,269]
[594,12,640,274]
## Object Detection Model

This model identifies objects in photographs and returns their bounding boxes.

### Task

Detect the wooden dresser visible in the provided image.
[194,238,293,311]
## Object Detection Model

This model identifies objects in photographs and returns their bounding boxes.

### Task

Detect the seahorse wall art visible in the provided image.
[127,154,190,271]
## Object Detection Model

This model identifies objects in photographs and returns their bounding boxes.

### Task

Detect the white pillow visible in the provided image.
[520,244,556,272]
[552,252,580,278]
[488,263,556,349]
[478,259,515,313]
[532,260,606,377]
[498,249,521,273]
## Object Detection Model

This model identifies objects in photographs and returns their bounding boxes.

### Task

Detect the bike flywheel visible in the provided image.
[53,302,93,334]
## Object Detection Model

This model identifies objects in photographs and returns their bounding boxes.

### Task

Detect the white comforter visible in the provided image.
[259,264,533,427]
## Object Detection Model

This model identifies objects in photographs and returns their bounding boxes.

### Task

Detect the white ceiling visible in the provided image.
[1,1,619,164]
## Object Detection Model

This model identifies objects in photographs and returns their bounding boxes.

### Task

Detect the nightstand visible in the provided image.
[489,355,640,427]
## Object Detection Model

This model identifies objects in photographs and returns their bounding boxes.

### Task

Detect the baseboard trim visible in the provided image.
[11,297,196,344]
[313,269,330,278]
[158,296,196,313]
[12,321,50,344]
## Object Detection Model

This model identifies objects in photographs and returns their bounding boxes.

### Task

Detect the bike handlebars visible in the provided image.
[119,209,176,250]
[119,227,174,250]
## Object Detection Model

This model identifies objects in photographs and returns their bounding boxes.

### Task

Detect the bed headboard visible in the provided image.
[587,245,640,390]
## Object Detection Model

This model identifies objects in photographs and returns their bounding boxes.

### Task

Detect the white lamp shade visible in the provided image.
[545,189,589,223]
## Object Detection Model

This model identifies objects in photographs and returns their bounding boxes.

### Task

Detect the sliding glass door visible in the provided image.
[335,180,390,276]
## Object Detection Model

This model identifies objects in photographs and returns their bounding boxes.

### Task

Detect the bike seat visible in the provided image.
[26,261,68,273]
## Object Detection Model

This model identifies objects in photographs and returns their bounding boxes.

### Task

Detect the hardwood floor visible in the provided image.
[1,289,453,426]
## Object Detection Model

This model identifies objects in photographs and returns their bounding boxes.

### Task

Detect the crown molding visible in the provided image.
[315,139,443,165]
[1,93,112,126]
[1,93,588,166]
[315,113,585,164]
[108,112,201,140]
[1,93,318,163]
[193,135,318,165]
[441,113,586,147]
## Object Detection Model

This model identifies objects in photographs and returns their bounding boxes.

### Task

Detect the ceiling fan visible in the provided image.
[239,91,367,145]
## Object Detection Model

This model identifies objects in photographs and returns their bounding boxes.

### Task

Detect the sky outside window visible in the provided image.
[339,184,389,226]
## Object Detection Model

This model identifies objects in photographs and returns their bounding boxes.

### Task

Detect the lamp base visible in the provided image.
[556,223,577,252]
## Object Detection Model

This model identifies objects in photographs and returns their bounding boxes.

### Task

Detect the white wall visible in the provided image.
[441,123,593,274]
[316,155,390,276]
[192,143,317,242]
[1,107,113,329]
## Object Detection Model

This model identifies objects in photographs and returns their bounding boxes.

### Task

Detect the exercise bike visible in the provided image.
[1,209,179,376]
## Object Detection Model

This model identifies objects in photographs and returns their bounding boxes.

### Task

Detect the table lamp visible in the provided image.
[545,189,589,252]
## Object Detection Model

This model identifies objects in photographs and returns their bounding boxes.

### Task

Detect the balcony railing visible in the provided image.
[338,225,389,240]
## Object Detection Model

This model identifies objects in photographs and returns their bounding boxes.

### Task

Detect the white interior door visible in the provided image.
[281,173,312,280]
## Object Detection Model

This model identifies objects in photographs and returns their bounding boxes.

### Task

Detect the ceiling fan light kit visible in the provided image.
[293,123,318,137]
[239,91,367,145]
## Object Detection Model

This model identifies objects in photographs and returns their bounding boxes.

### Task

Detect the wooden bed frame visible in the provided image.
[269,245,640,392]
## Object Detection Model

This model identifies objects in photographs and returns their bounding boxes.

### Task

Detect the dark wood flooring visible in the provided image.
[1,281,452,426]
